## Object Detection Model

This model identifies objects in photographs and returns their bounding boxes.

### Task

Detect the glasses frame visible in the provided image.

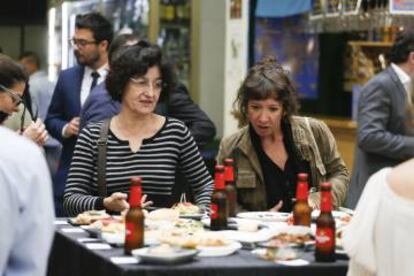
[0,84,23,106]
[129,77,164,92]
[69,38,98,48]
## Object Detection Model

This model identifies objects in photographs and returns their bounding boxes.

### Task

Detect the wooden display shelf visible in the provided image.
[348,41,393,48]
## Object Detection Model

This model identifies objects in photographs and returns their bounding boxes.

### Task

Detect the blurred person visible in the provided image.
[19,51,62,176]
[0,54,48,146]
[0,56,54,276]
[343,158,414,276]
[63,42,213,216]
[45,12,113,216]
[216,56,349,212]
[346,30,414,209]
[79,33,216,148]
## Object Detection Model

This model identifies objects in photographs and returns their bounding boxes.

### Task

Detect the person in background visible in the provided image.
[343,158,414,276]
[46,12,113,216]
[346,30,414,209]
[0,54,54,276]
[19,51,62,176]
[0,54,48,146]
[216,56,349,212]
[80,33,216,148]
[63,42,213,217]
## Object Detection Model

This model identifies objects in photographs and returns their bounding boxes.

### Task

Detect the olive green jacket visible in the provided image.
[216,116,349,211]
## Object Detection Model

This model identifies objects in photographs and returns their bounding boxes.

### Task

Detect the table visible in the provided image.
[47,220,349,276]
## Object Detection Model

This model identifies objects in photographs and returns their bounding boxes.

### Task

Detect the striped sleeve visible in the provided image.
[63,124,102,216]
[176,121,214,210]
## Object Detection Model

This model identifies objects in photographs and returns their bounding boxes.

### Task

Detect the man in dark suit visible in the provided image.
[46,13,113,216]
[346,30,414,209]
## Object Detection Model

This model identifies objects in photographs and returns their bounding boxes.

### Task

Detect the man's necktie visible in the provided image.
[90,71,100,91]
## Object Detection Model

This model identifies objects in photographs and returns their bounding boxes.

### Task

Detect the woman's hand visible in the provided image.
[269,200,283,212]
[141,194,153,208]
[22,119,48,146]
[103,192,129,212]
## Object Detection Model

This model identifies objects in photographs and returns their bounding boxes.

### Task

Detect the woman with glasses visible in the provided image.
[216,56,349,212]
[0,54,48,146]
[63,42,213,216]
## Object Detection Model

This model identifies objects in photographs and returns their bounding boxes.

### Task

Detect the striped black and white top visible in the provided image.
[63,117,213,216]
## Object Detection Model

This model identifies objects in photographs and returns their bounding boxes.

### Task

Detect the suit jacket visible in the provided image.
[45,65,84,197]
[79,82,216,147]
[346,66,414,209]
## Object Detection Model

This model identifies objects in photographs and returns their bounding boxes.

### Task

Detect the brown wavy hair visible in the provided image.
[233,56,299,126]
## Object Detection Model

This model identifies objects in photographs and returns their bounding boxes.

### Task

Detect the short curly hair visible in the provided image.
[233,56,299,126]
[105,41,175,103]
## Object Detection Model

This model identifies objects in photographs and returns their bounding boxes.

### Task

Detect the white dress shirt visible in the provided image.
[80,64,108,106]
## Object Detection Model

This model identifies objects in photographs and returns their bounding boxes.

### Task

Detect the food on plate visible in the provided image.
[237,220,259,232]
[71,210,110,225]
[91,218,125,234]
[148,244,177,255]
[158,232,230,249]
[172,202,201,215]
[270,232,313,245]
[147,208,180,221]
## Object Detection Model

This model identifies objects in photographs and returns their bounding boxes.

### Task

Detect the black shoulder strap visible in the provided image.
[97,118,111,197]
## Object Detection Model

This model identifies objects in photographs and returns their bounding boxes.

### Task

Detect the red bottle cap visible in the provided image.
[296,173,309,200]
[129,176,142,207]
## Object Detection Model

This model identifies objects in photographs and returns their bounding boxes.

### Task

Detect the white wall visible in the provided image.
[198,0,249,139]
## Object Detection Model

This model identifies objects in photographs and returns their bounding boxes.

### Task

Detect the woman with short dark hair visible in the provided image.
[217,56,349,212]
[64,43,213,216]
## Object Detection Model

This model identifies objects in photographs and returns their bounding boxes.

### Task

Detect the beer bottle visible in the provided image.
[315,182,336,262]
[124,176,144,255]
[293,173,312,226]
[224,158,237,217]
[210,165,228,230]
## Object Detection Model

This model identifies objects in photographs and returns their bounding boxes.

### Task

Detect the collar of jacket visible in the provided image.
[235,116,326,178]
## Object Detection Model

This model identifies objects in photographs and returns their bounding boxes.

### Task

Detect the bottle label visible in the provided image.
[210,203,218,220]
[125,222,135,241]
[316,227,334,250]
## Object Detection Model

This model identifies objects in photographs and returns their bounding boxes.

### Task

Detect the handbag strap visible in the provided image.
[97,118,111,197]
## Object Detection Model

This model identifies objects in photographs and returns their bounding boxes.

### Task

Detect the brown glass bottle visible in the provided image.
[293,173,312,226]
[210,165,228,230]
[124,176,144,255]
[224,158,237,217]
[315,182,336,262]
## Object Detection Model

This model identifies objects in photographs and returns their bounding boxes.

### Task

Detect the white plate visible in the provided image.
[197,241,242,257]
[179,213,206,220]
[237,212,290,222]
[101,232,160,246]
[132,247,199,264]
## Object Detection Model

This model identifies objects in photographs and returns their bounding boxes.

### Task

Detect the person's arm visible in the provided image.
[63,126,104,216]
[168,84,216,148]
[357,81,414,159]
[177,123,214,210]
[309,119,350,208]
[45,75,70,142]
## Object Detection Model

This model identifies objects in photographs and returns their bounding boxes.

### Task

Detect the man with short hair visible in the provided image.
[19,51,61,176]
[346,30,414,208]
[46,12,113,216]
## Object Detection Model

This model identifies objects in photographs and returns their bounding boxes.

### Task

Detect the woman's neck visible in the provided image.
[114,110,156,137]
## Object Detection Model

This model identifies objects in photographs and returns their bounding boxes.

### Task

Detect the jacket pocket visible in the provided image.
[236,170,257,188]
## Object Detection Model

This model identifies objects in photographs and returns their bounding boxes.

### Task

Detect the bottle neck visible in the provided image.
[320,189,332,212]
[296,181,308,201]
[129,185,142,208]
[224,165,234,183]
[214,171,225,190]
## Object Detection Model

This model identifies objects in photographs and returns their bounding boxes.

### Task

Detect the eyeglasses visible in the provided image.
[0,84,23,105]
[129,77,163,92]
[69,38,97,47]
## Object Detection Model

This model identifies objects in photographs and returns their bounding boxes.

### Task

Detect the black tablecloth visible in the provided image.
[47,221,348,276]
